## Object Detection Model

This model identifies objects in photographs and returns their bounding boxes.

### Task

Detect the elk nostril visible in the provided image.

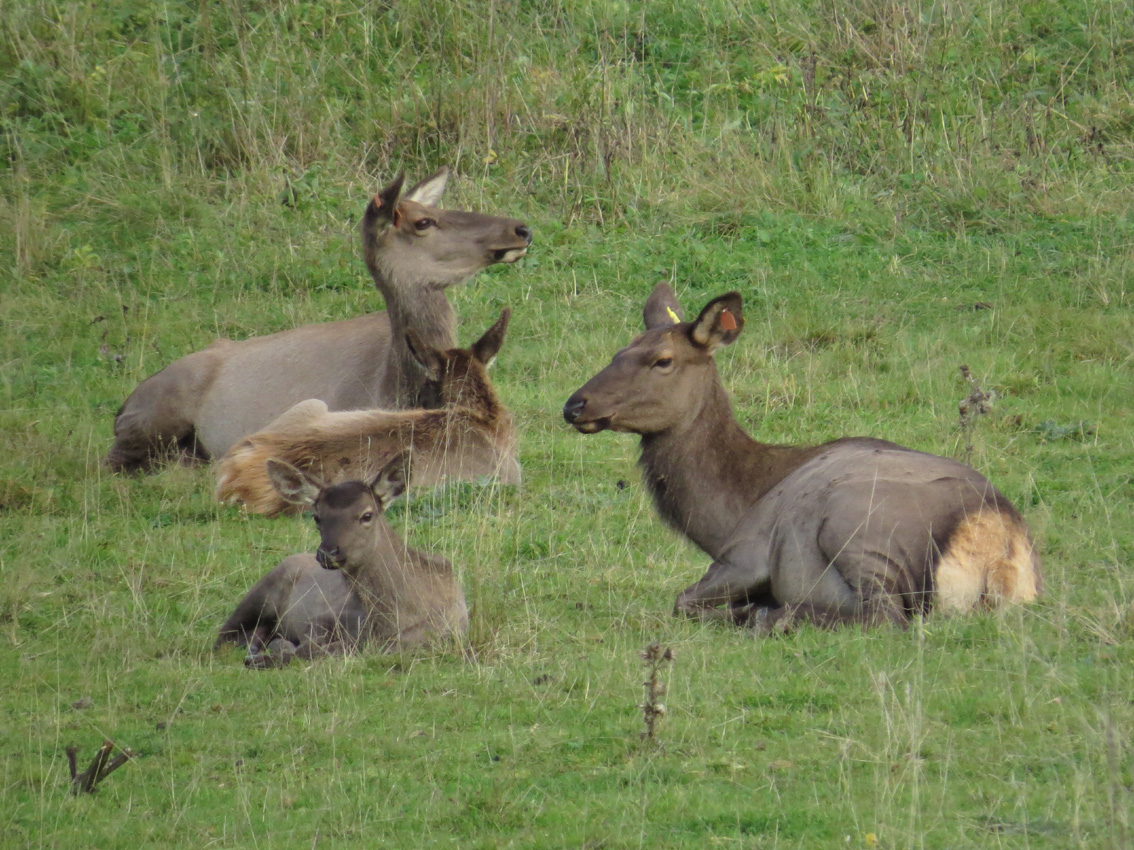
[515,224,532,243]
[563,397,587,423]
[317,547,342,569]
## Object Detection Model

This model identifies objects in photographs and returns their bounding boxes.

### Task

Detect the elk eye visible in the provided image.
[360,511,375,524]
[413,217,435,232]
[653,357,674,369]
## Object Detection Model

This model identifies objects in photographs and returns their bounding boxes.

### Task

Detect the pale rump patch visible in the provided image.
[935,511,1041,612]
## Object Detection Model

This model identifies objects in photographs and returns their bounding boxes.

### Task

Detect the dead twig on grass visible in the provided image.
[67,740,133,794]
[641,642,675,743]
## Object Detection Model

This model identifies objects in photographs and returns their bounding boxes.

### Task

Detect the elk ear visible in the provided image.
[689,292,744,351]
[403,167,449,206]
[471,308,510,366]
[643,281,684,330]
[405,329,447,382]
[369,454,409,506]
[364,172,405,227]
[266,459,322,507]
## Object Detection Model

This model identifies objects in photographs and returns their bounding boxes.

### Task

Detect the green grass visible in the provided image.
[2,1,1133,847]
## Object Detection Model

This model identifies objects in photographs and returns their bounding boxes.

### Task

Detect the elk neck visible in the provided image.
[451,365,506,424]
[338,530,420,608]
[637,377,822,557]
[368,257,458,408]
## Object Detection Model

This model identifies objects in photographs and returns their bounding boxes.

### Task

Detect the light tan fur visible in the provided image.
[935,511,1041,612]
[215,312,519,516]
[106,168,531,472]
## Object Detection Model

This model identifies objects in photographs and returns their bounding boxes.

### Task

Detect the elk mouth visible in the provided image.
[563,398,611,433]
[570,417,610,434]
[492,246,529,264]
[315,549,343,571]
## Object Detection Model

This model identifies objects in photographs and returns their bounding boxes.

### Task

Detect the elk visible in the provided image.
[563,283,1042,632]
[106,168,531,472]
[215,310,519,516]
[216,456,469,667]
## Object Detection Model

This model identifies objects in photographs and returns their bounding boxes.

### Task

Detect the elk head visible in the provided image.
[266,457,409,574]
[361,169,532,290]
[563,283,745,435]
[404,308,510,409]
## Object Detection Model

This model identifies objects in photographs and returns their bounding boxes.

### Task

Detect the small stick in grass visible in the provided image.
[66,740,133,794]
[641,642,675,742]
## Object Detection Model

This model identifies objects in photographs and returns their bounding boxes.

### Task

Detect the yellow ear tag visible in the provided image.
[666,306,680,324]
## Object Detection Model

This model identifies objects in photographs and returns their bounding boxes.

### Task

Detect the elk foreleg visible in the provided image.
[674,559,773,625]
[749,597,909,635]
[245,637,300,669]
[216,559,307,649]
[245,637,353,669]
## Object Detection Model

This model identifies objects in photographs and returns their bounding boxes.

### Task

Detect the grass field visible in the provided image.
[2,1,1133,847]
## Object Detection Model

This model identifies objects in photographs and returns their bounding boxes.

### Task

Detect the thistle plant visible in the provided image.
[957,365,997,465]
[640,642,675,743]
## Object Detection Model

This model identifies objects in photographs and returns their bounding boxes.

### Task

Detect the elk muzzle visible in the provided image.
[562,393,610,434]
[316,546,345,570]
[492,223,533,264]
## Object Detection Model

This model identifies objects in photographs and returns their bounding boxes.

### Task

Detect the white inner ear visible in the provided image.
[691,314,714,346]
[404,171,449,206]
[691,303,728,348]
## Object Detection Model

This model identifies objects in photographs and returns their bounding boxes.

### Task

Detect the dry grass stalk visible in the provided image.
[640,642,675,743]
[958,364,998,465]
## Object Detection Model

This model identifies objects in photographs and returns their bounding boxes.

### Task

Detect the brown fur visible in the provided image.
[216,458,468,668]
[106,168,531,472]
[564,284,1042,632]
[215,312,519,516]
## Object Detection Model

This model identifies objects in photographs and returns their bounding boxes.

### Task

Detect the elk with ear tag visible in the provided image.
[563,283,1041,632]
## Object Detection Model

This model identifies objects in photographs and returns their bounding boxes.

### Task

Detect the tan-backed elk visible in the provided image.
[215,310,519,516]
[106,168,531,472]
[216,456,468,667]
[563,283,1041,632]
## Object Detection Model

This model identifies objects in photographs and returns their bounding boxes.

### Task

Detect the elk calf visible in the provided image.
[216,457,468,667]
[563,283,1042,632]
[107,168,531,472]
[215,311,519,516]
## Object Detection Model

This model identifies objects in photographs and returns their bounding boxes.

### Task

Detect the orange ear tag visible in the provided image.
[719,308,737,331]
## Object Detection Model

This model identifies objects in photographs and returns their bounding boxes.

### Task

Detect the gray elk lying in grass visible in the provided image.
[563,283,1042,632]
[215,310,519,516]
[106,168,531,472]
[216,456,468,667]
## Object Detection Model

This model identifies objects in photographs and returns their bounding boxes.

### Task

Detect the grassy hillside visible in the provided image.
[2,1,1132,847]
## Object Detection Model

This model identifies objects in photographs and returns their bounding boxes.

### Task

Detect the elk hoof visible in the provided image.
[728,602,763,626]
[244,638,299,669]
[749,606,794,637]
